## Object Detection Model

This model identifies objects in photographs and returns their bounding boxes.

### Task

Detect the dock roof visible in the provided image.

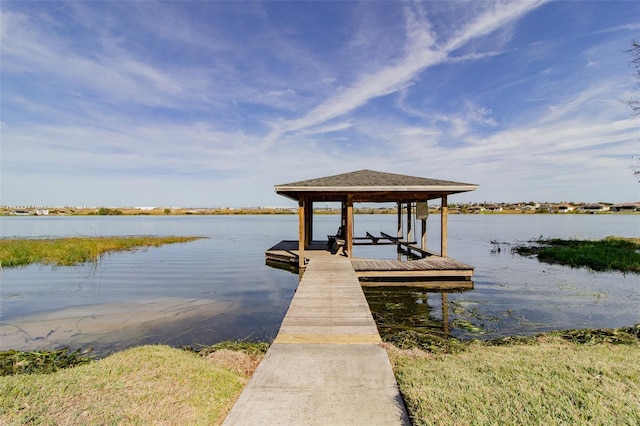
[275,169,477,202]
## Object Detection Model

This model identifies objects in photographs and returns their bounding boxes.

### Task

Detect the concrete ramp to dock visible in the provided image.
[223,256,410,425]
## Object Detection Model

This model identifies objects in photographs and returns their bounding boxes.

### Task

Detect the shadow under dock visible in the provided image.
[266,240,474,286]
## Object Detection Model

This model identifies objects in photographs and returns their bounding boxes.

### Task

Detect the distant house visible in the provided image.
[12,208,49,215]
[581,204,610,213]
[610,202,640,212]
[556,203,575,213]
[485,204,503,212]
[468,205,485,213]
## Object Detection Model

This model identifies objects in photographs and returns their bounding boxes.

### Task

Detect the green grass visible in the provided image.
[388,335,640,425]
[1,332,638,425]
[0,345,246,425]
[0,236,203,267]
[513,236,640,273]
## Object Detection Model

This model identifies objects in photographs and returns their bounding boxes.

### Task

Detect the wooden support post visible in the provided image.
[346,196,354,257]
[441,195,448,257]
[407,202,413,243]
[397,202,403,260]
[417,200,428,257]
[305,201,313,247]
[397,202,402,239]
[298,198,305,268]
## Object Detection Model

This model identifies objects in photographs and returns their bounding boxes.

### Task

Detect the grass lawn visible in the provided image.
[388,337,640,425]
[0,345,254,425]
[1,334,638,425]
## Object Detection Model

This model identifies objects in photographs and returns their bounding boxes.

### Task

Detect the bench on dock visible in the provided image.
[327,226,344,246]
[328,226,346,255]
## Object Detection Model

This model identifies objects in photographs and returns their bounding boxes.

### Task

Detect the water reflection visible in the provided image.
[2,215,638,354]
[362,286,474,342]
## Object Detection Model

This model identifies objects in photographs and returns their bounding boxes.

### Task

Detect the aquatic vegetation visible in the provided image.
[513,236,640,273]
[184,340,270,357]
[0,236,203,267]
[0,348,92,376]
[365,282,640,353]
[364,287,475,353]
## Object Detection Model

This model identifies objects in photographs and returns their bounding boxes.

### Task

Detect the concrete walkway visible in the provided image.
[222,256,410,425]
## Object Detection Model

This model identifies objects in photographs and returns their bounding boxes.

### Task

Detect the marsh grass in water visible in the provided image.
[184,340,270,357]
[0,235,203,267]
[0,348,92,376]
[488,324,640,346]
[513,236,640,273]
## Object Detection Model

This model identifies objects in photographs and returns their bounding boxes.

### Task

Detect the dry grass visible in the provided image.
[0,345,248,425]
[206,349,263,377]
[387,338,640,425]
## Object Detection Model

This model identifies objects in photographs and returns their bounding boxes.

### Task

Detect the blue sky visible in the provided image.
[2,1,639,207]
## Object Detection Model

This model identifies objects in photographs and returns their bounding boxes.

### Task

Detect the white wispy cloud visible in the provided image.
[265,1,547,143]
[2,1,638,206]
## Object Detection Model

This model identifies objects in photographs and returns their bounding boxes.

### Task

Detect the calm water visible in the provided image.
[1,214,638,354]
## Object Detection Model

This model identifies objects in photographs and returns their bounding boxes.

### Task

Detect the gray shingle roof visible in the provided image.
[275,169,477,202]
[277,169,474,188]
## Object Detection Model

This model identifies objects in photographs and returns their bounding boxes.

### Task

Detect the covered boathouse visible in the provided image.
[266,169,478,284]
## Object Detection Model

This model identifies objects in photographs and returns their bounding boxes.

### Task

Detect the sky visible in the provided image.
[1,1,639,208]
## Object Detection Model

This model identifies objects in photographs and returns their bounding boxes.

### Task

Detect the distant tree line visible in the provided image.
[95,207,123,215]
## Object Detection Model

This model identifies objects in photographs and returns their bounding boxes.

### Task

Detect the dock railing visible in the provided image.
[379,232,439,258]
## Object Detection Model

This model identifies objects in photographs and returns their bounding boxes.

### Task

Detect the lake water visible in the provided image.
[1,214,638,355]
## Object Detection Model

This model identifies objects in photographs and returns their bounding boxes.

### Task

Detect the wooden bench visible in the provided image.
[327,226,344,246]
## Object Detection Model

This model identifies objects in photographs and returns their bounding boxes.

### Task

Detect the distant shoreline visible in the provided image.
[1,205,639,216]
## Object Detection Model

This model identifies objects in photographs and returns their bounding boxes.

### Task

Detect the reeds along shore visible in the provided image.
[512,237,640,273]
[0,236,202,267]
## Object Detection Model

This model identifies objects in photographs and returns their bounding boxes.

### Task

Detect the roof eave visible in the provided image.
[275,185,478,193]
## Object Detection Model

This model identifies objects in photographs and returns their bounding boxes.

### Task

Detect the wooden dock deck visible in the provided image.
[352,257,473,279]
[275,256,381,344]
[223,256,410,425]
[265,239,474,282]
